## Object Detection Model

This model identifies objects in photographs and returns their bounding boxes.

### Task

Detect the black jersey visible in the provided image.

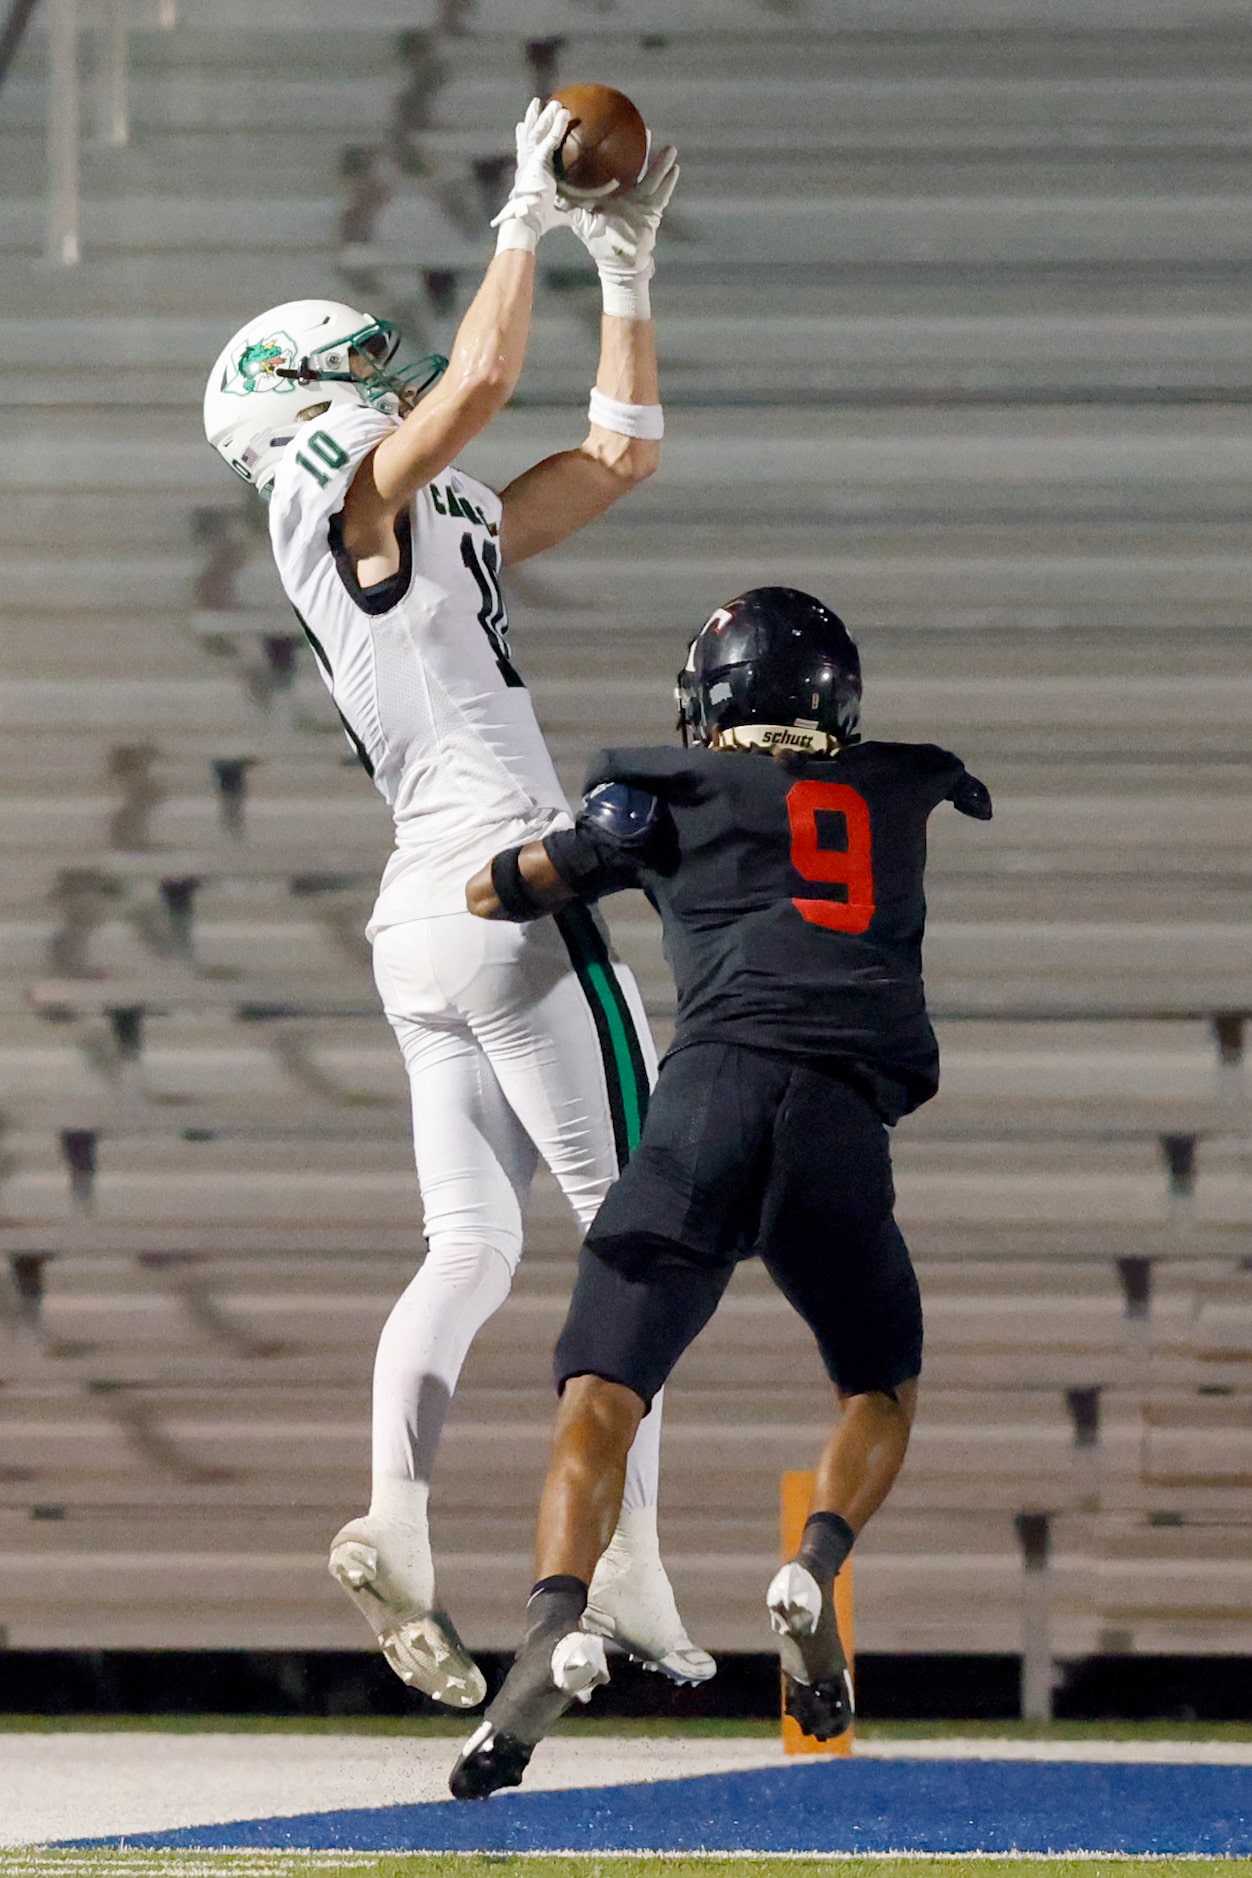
[578,740,991,1123]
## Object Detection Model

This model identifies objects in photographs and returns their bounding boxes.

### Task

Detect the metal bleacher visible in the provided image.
[1,0,1249,1700]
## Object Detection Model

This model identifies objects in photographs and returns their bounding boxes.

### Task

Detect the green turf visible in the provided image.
[2,1855,1251,1877]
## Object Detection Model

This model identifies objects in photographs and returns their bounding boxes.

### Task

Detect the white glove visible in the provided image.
[492,97,573,255]
[565,143,679,319]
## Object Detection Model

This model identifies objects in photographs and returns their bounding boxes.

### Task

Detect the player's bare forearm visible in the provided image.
[498,432,656,564]
[466,841,573,920]
[595,310,660,406]
[498,313,660,564]
[344,249,535,538]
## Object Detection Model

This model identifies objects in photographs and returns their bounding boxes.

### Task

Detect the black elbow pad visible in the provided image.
[490,847,548,921]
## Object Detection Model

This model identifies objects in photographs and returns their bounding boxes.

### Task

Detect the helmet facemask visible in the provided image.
[273,320,445,419]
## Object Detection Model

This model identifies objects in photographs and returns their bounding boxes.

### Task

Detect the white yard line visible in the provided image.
[0,1855,1240,1873]
[2,1731,1250,1850]
[0,1735,784,1847]
[854,1739,1252,1765]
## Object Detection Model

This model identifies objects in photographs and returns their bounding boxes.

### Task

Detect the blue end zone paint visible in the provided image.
[77,1760,1252,1856]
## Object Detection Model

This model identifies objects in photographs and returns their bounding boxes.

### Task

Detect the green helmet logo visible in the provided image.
[227,333,296,396]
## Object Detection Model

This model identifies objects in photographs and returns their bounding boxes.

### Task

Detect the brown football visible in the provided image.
[551,83,648,197]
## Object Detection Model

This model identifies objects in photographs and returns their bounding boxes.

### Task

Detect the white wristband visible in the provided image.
[588,387,664,440]
[494,214,539,256]
[599,265,652,321]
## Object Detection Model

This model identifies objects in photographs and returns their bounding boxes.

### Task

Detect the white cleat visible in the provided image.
[328,1517,486,1710]
[585,1508,716,1686]
[551,1630,611,1703]
[766,1560,823,1639]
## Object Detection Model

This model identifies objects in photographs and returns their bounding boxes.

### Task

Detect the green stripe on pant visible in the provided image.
[555,905,650,1168]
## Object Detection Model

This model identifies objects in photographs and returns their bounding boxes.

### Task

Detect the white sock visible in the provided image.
[361,1477,435,1609]
[370,1237,514,1486]
[622,1388,663,1513]
[601,1501,661,1570]
[367,1476,430,1530]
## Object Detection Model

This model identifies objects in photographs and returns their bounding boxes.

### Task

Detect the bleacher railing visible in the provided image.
[0,0,177,265]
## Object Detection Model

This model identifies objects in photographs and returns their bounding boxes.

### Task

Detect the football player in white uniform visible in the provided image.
[203,100,712,1706]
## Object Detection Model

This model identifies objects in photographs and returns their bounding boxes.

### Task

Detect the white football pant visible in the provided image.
[370,905,662,1517]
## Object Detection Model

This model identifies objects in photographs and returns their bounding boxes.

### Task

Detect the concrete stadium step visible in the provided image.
[0,253,361,319]
[0,794,385,857]
[417,60,1252,141]
[6,906,1252,1015]
[0,199,340,257]
[0,1130,1242,1229]
[2,73,417,142]
[0,790,1243,873]
[0,1533,1243,1655]
[368,192,1252,273]
[8,1285,1220,1393]
[450,0,1250,34]
[0,130,375,199]
[0,1069,1236,1147]
[0,1386,1242,1489]
[22,309,1252,408]
[2,1403,1247,1533]
[6,673,1236,753]
[13,407,1252,545]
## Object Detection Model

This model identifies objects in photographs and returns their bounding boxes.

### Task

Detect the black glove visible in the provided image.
[545,783,670,897]
[951,771,993,821]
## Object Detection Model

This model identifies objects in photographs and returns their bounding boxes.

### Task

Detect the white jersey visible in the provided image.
[268,402,571,932]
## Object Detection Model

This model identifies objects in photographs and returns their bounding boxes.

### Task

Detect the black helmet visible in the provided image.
[676,586,861,751]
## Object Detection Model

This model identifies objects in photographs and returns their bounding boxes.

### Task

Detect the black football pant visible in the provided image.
[555,1041,923,1408]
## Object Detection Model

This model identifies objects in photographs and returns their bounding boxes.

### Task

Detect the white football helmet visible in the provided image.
[203,298,446,495]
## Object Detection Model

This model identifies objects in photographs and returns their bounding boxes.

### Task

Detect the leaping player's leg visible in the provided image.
[467,906,712,1683]
[451,1228,734,1799]
[761,1067,923,1741]
[329,919,537,1707]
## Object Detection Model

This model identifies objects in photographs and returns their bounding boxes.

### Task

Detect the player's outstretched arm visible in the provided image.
[342,100,569,553]
[467,841,571,921]
[468,782,666,920]
[498,145,678,565]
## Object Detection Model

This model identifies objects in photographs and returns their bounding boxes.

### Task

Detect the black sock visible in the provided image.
[796,1511,855,1585]
[524,1575,588,1644]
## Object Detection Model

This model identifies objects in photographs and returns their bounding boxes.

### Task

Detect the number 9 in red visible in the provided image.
[786,780,876,934]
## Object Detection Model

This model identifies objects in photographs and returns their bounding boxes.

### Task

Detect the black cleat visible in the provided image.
[767,1559,855,1743]
[449,1721,533,1800]
[784,1666,855,1742]
[448,1588,609,1801]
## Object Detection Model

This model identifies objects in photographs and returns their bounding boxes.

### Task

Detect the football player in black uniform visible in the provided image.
[449,586,992,1800]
